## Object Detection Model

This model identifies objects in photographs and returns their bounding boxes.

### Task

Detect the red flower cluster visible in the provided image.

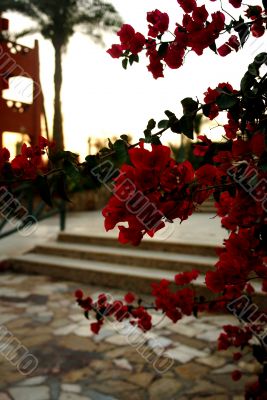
[107,24,146,58]
[151,279,195,322]
[107,1,266,79]
[0,137,52,180]
[102,143,196,245]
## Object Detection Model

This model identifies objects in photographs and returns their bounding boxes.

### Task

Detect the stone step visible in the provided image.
[32,242,217,273]
[58,233,220,257]
[10,254,265,307]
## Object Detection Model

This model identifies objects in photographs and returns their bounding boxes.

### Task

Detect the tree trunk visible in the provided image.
[53,43,64,151]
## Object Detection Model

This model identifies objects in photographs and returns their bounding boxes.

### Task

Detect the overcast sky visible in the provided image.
[4,0,265,160]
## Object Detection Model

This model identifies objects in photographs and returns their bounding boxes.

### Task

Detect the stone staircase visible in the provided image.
[9,232,265,306]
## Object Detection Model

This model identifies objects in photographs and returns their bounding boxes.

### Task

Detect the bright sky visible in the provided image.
[4,0,266,160]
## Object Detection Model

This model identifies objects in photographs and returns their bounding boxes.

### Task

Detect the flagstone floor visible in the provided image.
[0,272,260,400]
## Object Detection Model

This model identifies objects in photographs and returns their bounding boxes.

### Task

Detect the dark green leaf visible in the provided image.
[179,115,194,140]
[165,110,176,119]
[150,136,162,145]
[158,42,168,57]
[181,97,198,115]
[55,173,70,202]
[147,119,156,131]
[216,94,238,110]
[209,42,217,54]
[158,119,169,129]
[35,175,52,207]
[234,18,249,47]
[113,139,129,164]
[129,54,139,65]
[122,58,128,70]
[120,134,129,142]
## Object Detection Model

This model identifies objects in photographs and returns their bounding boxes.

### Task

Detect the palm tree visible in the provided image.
[0,0,122,150]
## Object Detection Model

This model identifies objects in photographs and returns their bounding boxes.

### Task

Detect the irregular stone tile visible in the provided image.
[69,314,84,322]
[212,364,236,374]
[9,385,50,400]
[86,390,118,400]
[113,358,132,371]
[90,360,113,372]
[196,328,222,342]
[50,319,71,329]
[33,312,53,324]
[167,323,198,338]
[148,378,182,400]
[126,372,154,388]
[25,306,48,314]
[238,360,261,374]
[151,314,171,329]
[0,393,12,400]
[22,334,52,348]
[19,376,47,386]
[59,393,89,400]
[166,349,194,363]
[61,384,82,394]
[90,381,137,395]
[74,326,93,338]
[93,329,115,343]
[196,354,227,368]
[56,335,97,352]
[0,315,17,324]
[105,335,132,346]
[6,318,31,330]
[54,324,77,336]
[95,370,131,382]
[147,336,172,350]
[192,396,228,400]
[167,333,207,350]
[187,380,225,394]
[174,362,209,380]
[210,373,257,392]
[62,367,95,383]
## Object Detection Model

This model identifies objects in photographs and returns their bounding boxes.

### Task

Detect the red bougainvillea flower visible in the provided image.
[232,370,242,381]
[0,148,10,165]
[107,44,123,59]
[193,135,212,157]
[175,270,199,285]
[147,9,169,38]
[110,24,146,56]
[124,292,135,303]
[228,0,242,7]
[177,0,197,14]
[102,143,196,245]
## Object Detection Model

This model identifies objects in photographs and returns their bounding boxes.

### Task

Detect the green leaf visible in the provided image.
[179,115,194,140]
[35,175,52,207]
[158,42,168,57]
[241,72,256,95]
[55,173,70,202]
[165,110,176,119]
[63,159,80,179]
[108,138,114,150]
[216,94,238,110]
[181,97,198,115]
[158,119,169,129]
[129,54,139,65]
[122,58,128,70]
[147,119,156,131]
[120,134,129,142]
[113,140,129,164]
[150,136,162,145]
[209,42,217,54]
[233,18,249,47]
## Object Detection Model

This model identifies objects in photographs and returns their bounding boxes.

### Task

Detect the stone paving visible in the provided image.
[0,271,261,400]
